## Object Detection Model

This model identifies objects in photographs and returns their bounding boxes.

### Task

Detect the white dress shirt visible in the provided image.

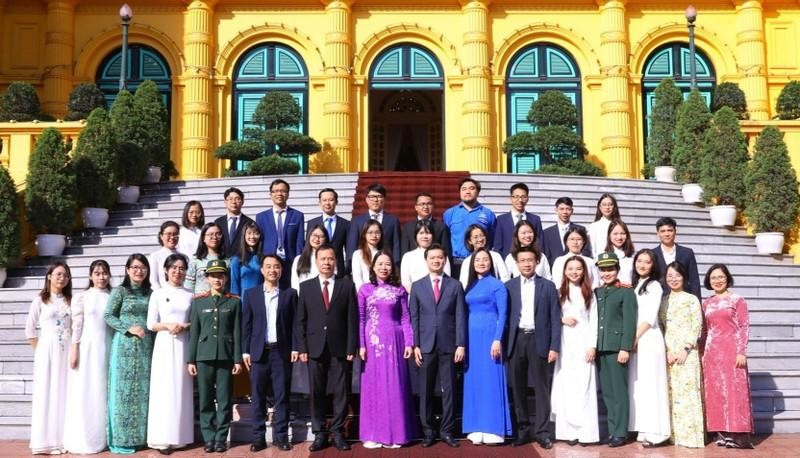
[400,247,451,291]
[519,275,536,330]
[459,250,510,290]
[263,288,279,344]
[351,247,378,290]
[505,252,551,280]
[273,205,288,259]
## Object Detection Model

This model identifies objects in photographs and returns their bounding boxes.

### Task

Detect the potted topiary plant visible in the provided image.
[744,126,800,254]
[0,81,43,122]
[72,108,118,227]
[711,82,748,119]
[64,83,107,121]
[133,80,170,182]
[698,107,749,227]
[673,89,712,203]
[646,78,682,181]
[0,162,21,286]
[24,127,77,255]
[110,90,147,203]
[776,80,800,120]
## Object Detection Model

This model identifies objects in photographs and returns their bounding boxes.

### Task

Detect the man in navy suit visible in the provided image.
[256,179,305,288]
[652,217,701,300]
[409,243,465,448]
[493,183,544,258]
[346,183,401,262]
[400,192,451,256]
[295,244,357,452]
[541,197,591,265]
[241,255,296,452]
[306,188,350,277]
[505,246,561,449]
[214,187,254,256]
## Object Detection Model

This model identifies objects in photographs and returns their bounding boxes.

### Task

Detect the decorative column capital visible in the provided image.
[321,0,355,8]
[183,0,218,9]
[459,0,492,8]
[596,0,627,8]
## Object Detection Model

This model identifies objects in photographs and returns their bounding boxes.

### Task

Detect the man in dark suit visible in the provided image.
[295,244,357,452]
[400,192,451,257]
[346,183,401,263]
[652,217,701,300]
[505,246,561,449]
[408,243,465,448]
[241,254,296,452]
[256,179,305,288]
[541,196,591,265]
[493,183,544,258]
[306,188,350,276]
[214,187,254,256]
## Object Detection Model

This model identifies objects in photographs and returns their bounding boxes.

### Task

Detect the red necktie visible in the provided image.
[322,280,330,311]
[433,277,441,303]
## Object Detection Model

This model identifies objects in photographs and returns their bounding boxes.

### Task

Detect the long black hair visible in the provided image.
[121,253,152,295]
[466,247,495,292]
[632,249,661,295]
[368,249,400,286]
[297,224,329,276]
[87,259,112,292]
[195,222,226,260]
[40,261,73,305]
[236,221,263,262]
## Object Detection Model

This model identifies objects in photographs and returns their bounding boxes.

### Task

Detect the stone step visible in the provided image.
[0,375,33,394]
[754,410,800,434]
[750,323,800,338]
[0,416,30,440]
[750,371,800,390]
[0,356,32,375]
[748,353,800,371]
[748,338,800,354]
[0,343,33,359]
[0,327,25,342]
[0,394,31,417]
[752,389,800,413]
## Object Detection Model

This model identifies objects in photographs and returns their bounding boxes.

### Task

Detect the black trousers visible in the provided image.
[508,331,553,440]
[307,346,350,437]
[418,349,457,436]
[250,345,291,443]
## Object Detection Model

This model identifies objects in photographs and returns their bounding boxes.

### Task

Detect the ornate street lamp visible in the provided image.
[119,4,133,90]
[685,5,698,90]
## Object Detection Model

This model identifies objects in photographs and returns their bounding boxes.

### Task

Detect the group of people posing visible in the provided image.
[24,177,754,454]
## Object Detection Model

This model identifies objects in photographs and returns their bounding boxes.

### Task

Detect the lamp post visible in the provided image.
[119,3,133,90]
[685,5,698,91]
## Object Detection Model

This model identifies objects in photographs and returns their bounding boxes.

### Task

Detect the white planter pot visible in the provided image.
[654,166,676,182]
[81,207,109,228]
[118,185,140,204]
[681,183,704,204]
[709,205,737,227]
[0,267,6,288]
[755,232,785,255]
[145,166,162,184]
[36,234,66,257]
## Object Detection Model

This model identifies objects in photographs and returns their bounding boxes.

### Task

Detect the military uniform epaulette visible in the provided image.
[223,293,239,299]
[193,291,211,300]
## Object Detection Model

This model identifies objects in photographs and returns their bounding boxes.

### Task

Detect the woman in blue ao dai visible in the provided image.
[357,250,416,448]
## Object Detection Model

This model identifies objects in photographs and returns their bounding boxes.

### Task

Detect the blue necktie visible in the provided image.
[326,217,334,240]
[277,210,284,251]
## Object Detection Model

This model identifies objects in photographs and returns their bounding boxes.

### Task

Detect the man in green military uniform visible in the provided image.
[594,252,637,448]
[187,260,242,453]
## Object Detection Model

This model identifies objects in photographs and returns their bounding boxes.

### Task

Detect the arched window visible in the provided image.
[369,44,444,90]
[96,44,171,108]
[232,43,308,172]
[505,43,582,173]
[642,43,715,139]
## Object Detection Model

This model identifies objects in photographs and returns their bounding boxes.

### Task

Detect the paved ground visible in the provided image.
[1,435,796,457]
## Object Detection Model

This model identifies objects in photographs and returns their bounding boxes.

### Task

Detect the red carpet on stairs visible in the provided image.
[353,171,471,223]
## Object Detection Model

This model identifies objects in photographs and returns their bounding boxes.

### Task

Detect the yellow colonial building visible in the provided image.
[0,0,797,179]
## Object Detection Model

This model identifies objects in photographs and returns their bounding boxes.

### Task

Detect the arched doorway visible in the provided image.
[96,44,172,108]
[368,44,444,171]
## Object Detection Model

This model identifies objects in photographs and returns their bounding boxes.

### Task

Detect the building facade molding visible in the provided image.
[351,23,462,76]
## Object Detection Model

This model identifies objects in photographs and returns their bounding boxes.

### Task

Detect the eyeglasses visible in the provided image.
[205,233,223,239]
[469,234,486,241]
[309,234,326,240]
[129,265,147,272]
[270,189,289,195]
[162,232,179,238]
[169,266,187,272]
[366,194,384,200]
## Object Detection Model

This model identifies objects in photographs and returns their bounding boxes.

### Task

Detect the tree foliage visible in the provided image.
[532,159,605,176]
[72,108,118,208]
[252,92,302,129]
[528,90,578,128]
[65,83,107,121]
[0,82,42,122]
[110,90,148,184]
[673,89,711,183]
[711,82,748,120]
[744,126,800,233]
[246,154,301,175]
[644,78,682,177]
[133,80,170,169]
[0,164,21,266]
[214,141,262,161]
[776,81,800,120]
[24,128,76,235]
[698,107,749,208]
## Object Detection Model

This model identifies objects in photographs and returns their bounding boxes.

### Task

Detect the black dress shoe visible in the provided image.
[158,448,174,455]
[309,435,328,452]
[275,440,293,451]
[332,436,351,451]
[608,436,626,448]
[511,434,530,447]
[214,441,228,452]
[250,441,267,452]
[420,435,436,447]
[537,437,554,449]
[203,441,215,453]
[441,434,460,448]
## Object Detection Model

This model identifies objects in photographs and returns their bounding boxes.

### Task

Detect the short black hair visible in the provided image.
[656,217,677,230]
[513,244,540,262]
[270,178,290,192]
[664,261,688,289]
[414,192,433,202]
[510,183,529,194]
[315,244,336,259]
[704,263,734,290]
[223,187,244,200]
[555,197,573,207]
[318,188,338,201]
[366,183,386,196]
[424,243,446,260]
[459,177,481,192]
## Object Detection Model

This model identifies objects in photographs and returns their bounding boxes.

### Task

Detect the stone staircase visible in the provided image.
[0,172,798,439]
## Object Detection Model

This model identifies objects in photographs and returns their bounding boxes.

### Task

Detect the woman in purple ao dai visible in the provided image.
[357,250,417,448]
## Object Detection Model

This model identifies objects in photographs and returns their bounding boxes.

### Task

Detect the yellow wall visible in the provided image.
[1,0,800,179]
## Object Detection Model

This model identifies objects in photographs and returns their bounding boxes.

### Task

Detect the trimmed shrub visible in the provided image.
[744,126,800,233]
[65,83,107,121]
[72,108,118,208]
[528,90,578,128]
[0,165,21,266]
[776,81,800,120]
[711,82,748,119]
[25,128,77,235]
[643,78,682,177]
[116,141,148,186]
[0,82,41,122]
[133,80,170,169]
[253,92,302,129]
[673,89,711,183]
[698,107,749,208]
[532,158,605,177]
[214,140,263,162]
[246,154,300,175]
[110,90,147,184]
